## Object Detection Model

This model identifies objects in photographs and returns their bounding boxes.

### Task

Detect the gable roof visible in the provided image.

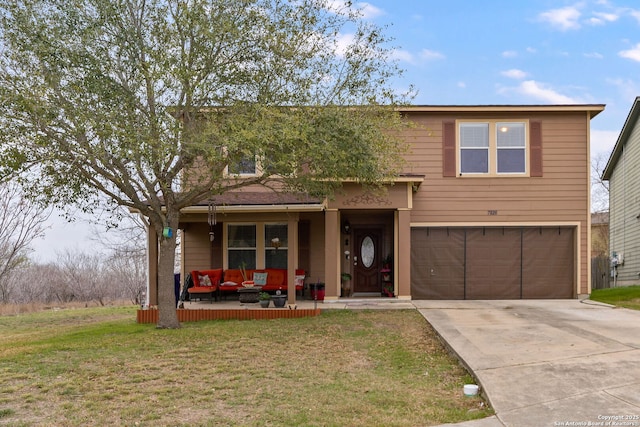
[603,97,640,180]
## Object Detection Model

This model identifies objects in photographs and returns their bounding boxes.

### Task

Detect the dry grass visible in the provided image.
[0,306,492,426]
[0,300,133,317]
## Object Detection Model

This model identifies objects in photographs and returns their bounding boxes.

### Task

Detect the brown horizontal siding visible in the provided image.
[183,223,212,273]
[406,113,589,216]
[404,110,590,295]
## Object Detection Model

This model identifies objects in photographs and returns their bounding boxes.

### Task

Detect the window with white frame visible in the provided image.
[227,153,257,175]
[460,123,489,174]
[227,224,256,269]
[458,120,528,176]
[496,122,526,173]
[265,224,287,269]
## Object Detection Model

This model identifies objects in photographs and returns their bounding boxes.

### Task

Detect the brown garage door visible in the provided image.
[411,227,574,299]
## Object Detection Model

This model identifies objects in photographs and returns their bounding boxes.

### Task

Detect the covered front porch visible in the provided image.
[144,177,422,308]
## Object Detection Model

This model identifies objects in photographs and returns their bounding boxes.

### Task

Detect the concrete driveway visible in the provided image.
[414,300,640,427]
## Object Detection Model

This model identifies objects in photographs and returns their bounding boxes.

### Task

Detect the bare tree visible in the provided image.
[0,181,50,302]
[591,152,610,213]
[90,209,147,255]
[13,262,64,304]
[56,250,113,306]
[106,250,146,305]
[90,210,149,305]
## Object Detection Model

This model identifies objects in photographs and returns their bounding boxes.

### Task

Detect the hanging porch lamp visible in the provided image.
[208,200,217,242]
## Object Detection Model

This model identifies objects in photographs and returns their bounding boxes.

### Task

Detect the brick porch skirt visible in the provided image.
[137,308,321,323]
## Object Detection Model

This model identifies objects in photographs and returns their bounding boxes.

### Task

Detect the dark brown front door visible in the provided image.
[354,227,383,293]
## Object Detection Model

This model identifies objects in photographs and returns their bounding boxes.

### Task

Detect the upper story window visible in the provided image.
[458,120,528,176]
[496,122,526,173]
[459,123,489,173]
[227,153,257,175]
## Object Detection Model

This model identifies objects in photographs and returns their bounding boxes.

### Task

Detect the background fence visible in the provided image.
[591,255,611,290]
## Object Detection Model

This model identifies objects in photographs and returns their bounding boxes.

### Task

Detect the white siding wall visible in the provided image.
[609,119,640,285]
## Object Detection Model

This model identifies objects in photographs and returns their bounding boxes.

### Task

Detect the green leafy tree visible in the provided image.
[0,0,410,328]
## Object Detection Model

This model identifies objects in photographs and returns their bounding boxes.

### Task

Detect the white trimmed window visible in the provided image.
[458,120,528,176]
[226,223,289,269]
[264,223,288,269]
[227,224,256,269]
[227,154,257,175]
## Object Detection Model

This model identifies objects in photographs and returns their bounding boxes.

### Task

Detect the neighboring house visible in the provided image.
[603,97,640,286]
[591,211,609,258]
[146,104,605,303]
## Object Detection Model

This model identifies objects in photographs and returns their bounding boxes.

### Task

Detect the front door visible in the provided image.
[353,227,383,294]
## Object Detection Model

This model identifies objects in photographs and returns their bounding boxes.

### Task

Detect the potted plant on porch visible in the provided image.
[341,273,352,297]
[258,292,271,308]
[271,289,287,308]
[381,254,393,297]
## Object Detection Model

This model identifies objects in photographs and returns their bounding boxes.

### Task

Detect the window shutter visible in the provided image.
[530,121,542,177]
[443,121,456,177]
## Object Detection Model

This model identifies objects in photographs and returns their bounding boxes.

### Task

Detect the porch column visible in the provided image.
[147,223,159,306]
[397,209,411,299]
[287,215,299,305]
[324,209,340,299]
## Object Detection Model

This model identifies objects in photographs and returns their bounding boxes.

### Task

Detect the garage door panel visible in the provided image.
[411,228,464,299]
[411,226,575,300]
[466,228,521,299]
[522,227,574,298]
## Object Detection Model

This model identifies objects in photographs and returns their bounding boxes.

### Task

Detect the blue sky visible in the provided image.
[359,0,640,156]
[32,0,637,261]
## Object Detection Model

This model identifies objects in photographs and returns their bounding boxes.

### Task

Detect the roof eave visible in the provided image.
[603,97,640,180]
[398,104,606,118]
[180,203,326,214]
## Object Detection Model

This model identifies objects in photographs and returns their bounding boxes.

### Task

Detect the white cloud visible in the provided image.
[502,50,518,58]
[420,49,445,60]
[324,1,384,19]
[619,43,640,62]
[606,77,640,101]
[356,2,385,19]
[518,80,580,104]
[501,69,528,79]
[325,0,348,13]
[335,33,354,57]
[526,47,537,54]
[587,11,619,25]
[538,5,582,31]
[630,10,640,23]
[591,129,619,157]
[584,52,604,59]
[457,81,466,88]
[391,49,414,63]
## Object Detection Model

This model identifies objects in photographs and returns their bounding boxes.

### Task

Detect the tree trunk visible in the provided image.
[155,217,181,329]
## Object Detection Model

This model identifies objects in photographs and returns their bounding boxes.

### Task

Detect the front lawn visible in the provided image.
[0,306,491,426]
[590,285,640,310]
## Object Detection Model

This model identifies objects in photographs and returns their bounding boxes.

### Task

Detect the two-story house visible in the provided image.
[146,104,604,304]
[603,97,640,287]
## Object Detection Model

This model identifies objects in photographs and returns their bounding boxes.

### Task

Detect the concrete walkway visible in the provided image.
[414,300,640,427]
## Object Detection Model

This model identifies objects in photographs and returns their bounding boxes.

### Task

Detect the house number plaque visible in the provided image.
[488,210,498,216]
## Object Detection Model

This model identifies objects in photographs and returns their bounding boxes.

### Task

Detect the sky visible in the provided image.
[29,0,639,262]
